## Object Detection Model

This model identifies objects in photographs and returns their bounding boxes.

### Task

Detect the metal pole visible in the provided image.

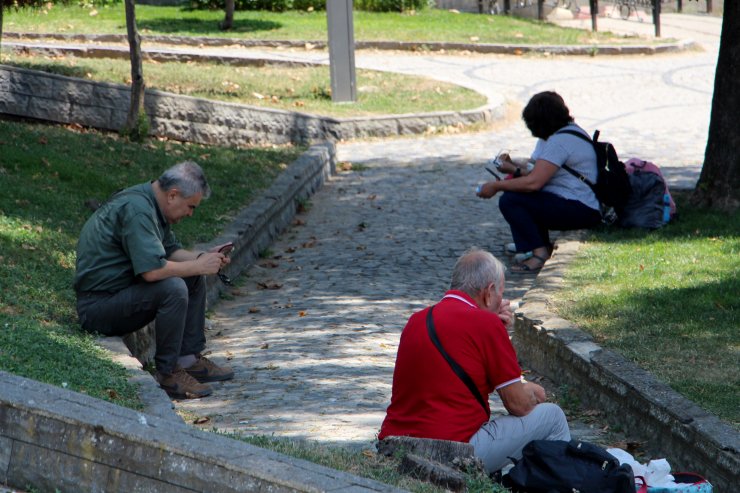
[653,0,661,38]
[327,0,357,103]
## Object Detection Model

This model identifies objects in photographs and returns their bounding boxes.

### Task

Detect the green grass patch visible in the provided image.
[0,52,486,117]
[4,4,653,45]
[229,434,507,492]
[0,118,302,407]
[551,192,739,427]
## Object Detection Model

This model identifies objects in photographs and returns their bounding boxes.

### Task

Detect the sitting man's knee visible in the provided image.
[158,277,189,300]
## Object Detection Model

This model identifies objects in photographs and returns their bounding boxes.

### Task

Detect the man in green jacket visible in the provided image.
[75,161,234,399]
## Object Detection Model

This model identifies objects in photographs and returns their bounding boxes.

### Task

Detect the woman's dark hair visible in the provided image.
[522,91,574,139]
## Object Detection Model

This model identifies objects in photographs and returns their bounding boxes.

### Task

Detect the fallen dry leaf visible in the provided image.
[249,307,261,313]
[257,281,283,290]
[299,311,307,317]
[193,416,211,425]
[260,343,269,349]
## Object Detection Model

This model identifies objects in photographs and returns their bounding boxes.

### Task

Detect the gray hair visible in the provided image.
[157,161,211,199]
[450,247,506,297]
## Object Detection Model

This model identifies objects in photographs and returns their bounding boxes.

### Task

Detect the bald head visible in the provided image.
[450,248,506,298]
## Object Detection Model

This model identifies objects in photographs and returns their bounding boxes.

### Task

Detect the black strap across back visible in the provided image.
[426,306,489,415]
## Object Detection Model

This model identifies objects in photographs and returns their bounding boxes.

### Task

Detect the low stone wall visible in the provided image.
[513,240,740,492]
[121,142,337,366]
[0,64,497,146]
[0,371,402,493]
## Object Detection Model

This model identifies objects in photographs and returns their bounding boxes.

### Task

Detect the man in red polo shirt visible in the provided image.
[378,248,570,473]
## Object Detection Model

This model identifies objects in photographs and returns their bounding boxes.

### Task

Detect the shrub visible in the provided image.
[188,0,287,12]
[354,0,428,12]
[292,0,324,11]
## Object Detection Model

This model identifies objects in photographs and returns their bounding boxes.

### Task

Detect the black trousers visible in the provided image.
[77,276,207,375]
[498,190,602,253]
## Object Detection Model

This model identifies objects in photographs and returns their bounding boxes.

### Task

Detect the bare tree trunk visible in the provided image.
[221,0,235,31]
[124,0,147,138]
[691,5,740,212]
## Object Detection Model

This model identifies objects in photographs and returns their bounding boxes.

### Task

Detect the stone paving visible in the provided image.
[174,13,721,450]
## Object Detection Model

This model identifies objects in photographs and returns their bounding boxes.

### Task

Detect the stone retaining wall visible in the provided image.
[513,240,739,492]
[0,64,497,146]
[0,371,401,493]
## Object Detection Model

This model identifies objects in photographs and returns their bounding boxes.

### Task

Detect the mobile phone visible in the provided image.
[485,167,502,181]
[218,242,234,255]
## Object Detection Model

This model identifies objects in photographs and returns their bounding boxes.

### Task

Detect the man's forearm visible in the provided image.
[167,248,201,262]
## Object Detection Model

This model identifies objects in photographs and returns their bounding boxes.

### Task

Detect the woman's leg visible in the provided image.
[499,191,601,270]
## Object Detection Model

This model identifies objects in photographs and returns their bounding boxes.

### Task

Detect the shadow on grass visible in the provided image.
[138,17,282,35]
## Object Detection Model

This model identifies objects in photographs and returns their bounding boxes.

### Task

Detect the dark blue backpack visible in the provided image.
[502,440,636,493]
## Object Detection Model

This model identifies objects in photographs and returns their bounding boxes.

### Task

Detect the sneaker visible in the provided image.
[185,354,235,383]
[157,367,212,399]
[505,242,518,255]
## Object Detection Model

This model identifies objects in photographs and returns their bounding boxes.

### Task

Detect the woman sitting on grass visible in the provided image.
[476,91,602,273]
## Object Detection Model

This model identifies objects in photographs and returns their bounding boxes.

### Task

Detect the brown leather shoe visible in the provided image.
[185,354,235,383]
[156,367,212,399]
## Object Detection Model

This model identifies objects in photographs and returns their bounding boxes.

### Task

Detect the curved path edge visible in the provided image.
[0,61,500,145]
[4,31,699,55]
[514,237,740,492]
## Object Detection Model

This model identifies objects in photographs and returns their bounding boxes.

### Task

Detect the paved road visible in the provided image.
[173,14,720,449]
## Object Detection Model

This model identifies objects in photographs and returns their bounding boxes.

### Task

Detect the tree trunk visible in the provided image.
[1,2,5,54]
[691,5,740,212]
[221,0,235,31]
[124,0,147,137]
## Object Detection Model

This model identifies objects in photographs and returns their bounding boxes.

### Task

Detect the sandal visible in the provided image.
[510,254,548,274]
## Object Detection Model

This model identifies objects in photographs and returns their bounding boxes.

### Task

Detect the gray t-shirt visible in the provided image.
[531,123,600,211]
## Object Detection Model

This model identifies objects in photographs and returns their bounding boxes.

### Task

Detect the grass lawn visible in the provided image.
[4,4,652,45]
[0,52,487,117]
[551,191,739,428]
[0,118,301,410]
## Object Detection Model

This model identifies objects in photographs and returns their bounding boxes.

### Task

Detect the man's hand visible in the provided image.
[524,381,547,405]
[497,298,514,328]
[196,252,227,275]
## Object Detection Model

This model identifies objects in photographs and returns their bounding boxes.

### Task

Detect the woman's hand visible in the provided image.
[476,181,498,199]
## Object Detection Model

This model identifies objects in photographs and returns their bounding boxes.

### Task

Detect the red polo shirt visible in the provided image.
[378,290,522,442]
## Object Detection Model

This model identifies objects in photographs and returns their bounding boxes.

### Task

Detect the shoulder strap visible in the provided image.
[554,129,597,189]
[426,306,489,415]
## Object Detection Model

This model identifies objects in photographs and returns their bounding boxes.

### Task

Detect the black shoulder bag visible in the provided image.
[426,306,488,414]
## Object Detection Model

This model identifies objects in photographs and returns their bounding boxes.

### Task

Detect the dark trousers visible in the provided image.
[77,276,207,375]
[498,191,602,253]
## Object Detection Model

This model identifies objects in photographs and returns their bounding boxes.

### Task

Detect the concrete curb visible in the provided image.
[0,371,403,493]
[4,32,699,56]
[512,237,740,492]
